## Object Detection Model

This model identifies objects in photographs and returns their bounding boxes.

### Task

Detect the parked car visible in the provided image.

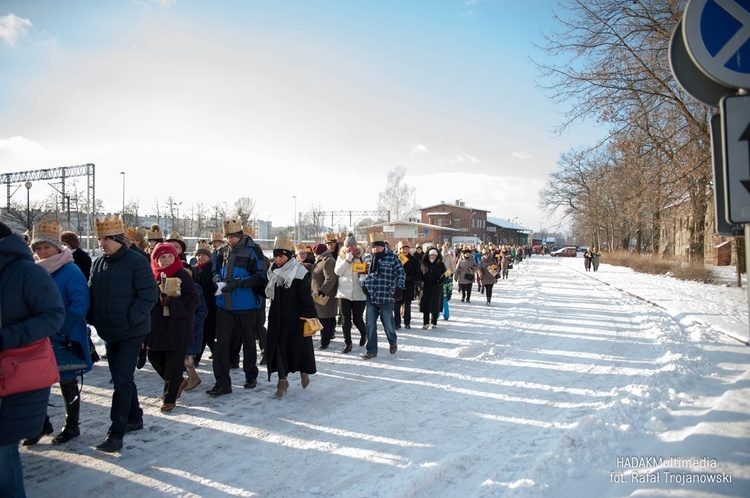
[551,247,577,257]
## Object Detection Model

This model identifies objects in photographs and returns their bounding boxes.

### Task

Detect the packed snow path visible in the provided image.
[22,256,750,497]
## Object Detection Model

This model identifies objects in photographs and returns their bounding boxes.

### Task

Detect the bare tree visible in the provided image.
[536,0,713,262]
[376,166,418,221]
[233,197,256,222]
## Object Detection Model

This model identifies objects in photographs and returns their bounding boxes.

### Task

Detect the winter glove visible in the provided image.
[317,290,326,297]
[221,278,241,293]
[345,252,354,262]
[212,274,223,284]
[393,288,403,302]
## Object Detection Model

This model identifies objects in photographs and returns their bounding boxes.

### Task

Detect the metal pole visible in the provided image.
[293,196,297,245]
[24,181,32,229]
[120,171,125,216]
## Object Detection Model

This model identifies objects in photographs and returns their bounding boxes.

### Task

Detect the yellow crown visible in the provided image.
[146,224,163,240]
[242,226,255,238]
[95,215,125,237]
[294,243,307,252]
[273,237,294,252]
[32,220,60,242]
[167,231,183,241]
[211,232,224,243]
[324,232,337,243]
[195,241,212,255]
[369,231,383,243]
[223,218,242,235]
[124,225,137,240]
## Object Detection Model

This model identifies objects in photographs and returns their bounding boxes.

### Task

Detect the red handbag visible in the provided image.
[0,337,60,397]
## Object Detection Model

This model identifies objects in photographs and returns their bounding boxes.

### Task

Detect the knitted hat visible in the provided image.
[428,248,439,256]
[146,223,163,241]
[96,215,125,238]
[372,240,386,248]
[312,243,327,255]
[31,220,63,252]
[0,222,11,239]
[60,231,80,249]
[223,218,242,236]
[344,233,356,248]
[151,241,179,262]
[194,241,212,258]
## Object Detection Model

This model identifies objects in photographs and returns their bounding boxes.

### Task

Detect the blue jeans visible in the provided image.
[0,443,26,497]
[365,297,397,355]
[105,334,145,439]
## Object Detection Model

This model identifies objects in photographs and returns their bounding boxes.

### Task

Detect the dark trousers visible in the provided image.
[485,284,494,303]
[394,299,412,327]
[214,308,260,388]
[105,334,145,439]
[148,348,187,403]
[460,283,473,301]
[339,299,366,346]
[423,313,438,326]
[320,317,336,347]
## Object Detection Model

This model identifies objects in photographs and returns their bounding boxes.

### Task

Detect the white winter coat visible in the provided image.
[334,246,367,302]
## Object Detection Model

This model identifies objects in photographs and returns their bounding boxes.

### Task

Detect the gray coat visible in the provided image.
[311,250,339,319]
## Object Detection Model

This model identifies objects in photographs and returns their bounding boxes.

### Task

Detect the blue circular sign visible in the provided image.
[683,0,750,89]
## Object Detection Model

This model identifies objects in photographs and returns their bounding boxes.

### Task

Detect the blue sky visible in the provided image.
[0,0,603,233]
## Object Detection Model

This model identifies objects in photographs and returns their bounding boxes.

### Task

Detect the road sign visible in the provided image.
[669,20,735,107]
[683,0,750,89]
[721,94,750,223]
[710,114,744,234]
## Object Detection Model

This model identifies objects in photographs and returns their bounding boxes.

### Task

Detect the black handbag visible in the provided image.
[464,273,475,282]
[51,340,88,373]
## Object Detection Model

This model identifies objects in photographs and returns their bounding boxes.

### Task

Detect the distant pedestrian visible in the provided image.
[311,243,338,350]
[334,234,367,353]
[419,248,447,329]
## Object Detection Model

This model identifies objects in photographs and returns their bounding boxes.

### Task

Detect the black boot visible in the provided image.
[53,380,80,444]
[23,416,53,446]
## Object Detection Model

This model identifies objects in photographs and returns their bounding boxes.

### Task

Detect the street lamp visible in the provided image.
[24,181,32,229]
[120,172,125,217]
[293,195,297,245]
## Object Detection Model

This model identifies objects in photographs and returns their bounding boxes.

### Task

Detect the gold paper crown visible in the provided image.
[195,241,212,255]
[124,225,137,240]
[368,231,382,243]
[324,232,337,243]
[294,243,307,252]
[273,237,294,252]
[95,215,125,237]
[397,240,410,250]
[146,224,163,240]
[211,232,224,243]
[32,220,60,242]
[242,226,255,238]
[167,231,183,242]
[223,219,242,235]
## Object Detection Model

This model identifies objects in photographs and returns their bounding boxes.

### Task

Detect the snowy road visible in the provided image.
[22,256,750,497]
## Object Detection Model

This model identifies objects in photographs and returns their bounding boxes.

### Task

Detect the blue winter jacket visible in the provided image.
[213,236,268,312]
[0,233,66,445]
[49,260,93,382]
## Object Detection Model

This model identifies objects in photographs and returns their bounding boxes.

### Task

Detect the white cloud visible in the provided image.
[152,0,176,6]
[0,136,46,165]
[511,150,532,160]
[410,142,429,156]
[0,13,32,45]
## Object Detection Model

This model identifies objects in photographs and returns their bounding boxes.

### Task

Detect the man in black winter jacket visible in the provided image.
[89,215,158,453]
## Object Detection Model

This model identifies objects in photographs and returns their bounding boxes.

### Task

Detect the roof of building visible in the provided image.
[487,217,532,232]
[362,220,463,232]
[421,201,490,213]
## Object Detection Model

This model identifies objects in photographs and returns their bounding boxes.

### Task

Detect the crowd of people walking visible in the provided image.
[0,213,536,496]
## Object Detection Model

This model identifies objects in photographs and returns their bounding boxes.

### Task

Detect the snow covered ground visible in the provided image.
[20,255,750,497]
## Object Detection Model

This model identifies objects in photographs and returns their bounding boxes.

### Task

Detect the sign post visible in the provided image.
[671,0,750,342]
